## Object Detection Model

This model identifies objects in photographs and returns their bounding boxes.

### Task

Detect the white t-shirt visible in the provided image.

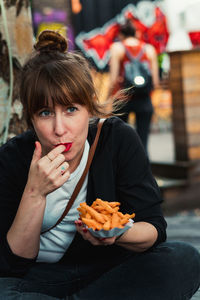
[37,140,90,263]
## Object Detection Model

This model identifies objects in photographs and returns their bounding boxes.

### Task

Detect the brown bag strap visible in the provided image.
[41,118,105,234]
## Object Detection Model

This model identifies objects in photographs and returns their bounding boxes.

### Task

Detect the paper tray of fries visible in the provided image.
[87,219,134,238]
[77,198,135,239]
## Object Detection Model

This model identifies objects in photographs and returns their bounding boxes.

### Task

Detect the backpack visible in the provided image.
[123,44,152,97]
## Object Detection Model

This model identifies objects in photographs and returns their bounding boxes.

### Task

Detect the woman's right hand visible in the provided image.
[25,141,70,198]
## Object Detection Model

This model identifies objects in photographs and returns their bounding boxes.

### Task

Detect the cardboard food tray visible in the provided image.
[87,219,134,238]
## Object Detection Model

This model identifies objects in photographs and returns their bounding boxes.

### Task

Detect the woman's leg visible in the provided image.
[0,262,79,299]
[0,277,59,299]
[70,241,200,300]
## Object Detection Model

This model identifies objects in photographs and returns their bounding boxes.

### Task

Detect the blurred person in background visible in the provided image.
[108,19,160,153]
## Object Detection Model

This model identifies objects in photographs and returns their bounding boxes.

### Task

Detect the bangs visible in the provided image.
[27,63,95,116]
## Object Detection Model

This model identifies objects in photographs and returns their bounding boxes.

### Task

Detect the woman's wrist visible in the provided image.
[115,233,124,243]
[23,185,46,205]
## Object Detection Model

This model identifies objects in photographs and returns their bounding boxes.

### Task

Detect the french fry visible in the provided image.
[103,219,111,230]
[120,217,130,225]
[77,198,135,231]
[82,218,102,230]
[109,202,121,208]
[80,202,105,223]
[117,211,124,218]
[85,212,92,219]
[77,207,86,215]
[129,213,136,219]
[111,212,123,228]
[95,198,115,213]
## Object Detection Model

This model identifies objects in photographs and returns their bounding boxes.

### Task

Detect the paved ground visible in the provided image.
[149,131,200,299]
[166,212,200,299]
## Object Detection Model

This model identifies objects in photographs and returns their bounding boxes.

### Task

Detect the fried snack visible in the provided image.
[80,202,105,223]
[82,217,102,230]
[77,198,135,231]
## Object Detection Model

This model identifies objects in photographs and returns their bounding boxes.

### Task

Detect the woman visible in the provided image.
[0,30,199,300]
[108,20,159,153]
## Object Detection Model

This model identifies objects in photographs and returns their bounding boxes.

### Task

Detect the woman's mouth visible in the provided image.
[55,143,72,152]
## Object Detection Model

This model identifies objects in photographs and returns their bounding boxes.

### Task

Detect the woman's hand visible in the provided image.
[75,219,117,246]
[75,219,158,252]
[25,141,70,198]
[7,141,70,259]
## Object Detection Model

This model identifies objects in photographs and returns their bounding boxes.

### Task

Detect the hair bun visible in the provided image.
[34,30,68,53]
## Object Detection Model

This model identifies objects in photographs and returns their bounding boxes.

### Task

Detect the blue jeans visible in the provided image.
[0,241,200,300]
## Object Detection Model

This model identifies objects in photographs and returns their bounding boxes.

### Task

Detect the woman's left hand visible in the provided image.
[75,220,116,246]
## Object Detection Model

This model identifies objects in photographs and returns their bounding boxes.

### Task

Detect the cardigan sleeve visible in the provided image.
[114,120,167,245]
[0,133,37,277]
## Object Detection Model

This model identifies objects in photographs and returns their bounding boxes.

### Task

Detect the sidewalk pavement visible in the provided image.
[149,131,200,299]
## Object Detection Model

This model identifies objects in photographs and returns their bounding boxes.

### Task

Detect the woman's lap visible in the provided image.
[71,241,200,300]
[0,278,59,299]
[0,241,200,300]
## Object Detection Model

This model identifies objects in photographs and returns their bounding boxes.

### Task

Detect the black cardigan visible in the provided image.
[0,117,167,276]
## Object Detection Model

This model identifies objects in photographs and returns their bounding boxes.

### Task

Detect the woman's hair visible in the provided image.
[119,19,136,38]
[20,30,114,127]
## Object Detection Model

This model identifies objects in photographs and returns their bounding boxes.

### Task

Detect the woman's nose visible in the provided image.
[54,115,66,136]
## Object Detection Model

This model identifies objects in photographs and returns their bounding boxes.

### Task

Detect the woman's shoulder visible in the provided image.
[88,117,146,166]
[105,116,137,133]
[89,117,140,148]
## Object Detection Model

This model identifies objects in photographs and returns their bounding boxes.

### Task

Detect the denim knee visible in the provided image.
[156,241,200,298]
[0,277,60,299]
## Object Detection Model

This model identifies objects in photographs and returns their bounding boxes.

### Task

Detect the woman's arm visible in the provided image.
[107,42,124,98]
[76,119,166,251]
[146,44,160,89]
[7,142,70,259]
[75,220,158,252]
[115,221,158,251]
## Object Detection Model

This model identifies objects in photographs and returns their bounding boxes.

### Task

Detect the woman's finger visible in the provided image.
[31,141,42,164]
[45,145,66,162]
[74,221,110,246]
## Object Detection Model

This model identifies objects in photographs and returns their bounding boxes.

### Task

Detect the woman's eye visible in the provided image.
[67,107,77,113]
[39,110,51,117]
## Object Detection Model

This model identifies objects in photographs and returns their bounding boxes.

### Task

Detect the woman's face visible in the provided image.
[32,103,91,172]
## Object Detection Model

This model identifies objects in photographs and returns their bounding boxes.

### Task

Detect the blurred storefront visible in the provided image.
[31,0,75,50]
[29,0,200,137]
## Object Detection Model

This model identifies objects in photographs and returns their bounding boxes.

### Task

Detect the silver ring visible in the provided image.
[47,154,53,161]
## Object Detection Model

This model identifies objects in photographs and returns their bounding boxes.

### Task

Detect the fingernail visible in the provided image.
[75,220,82,226]
[100,238,106,241]
[83,228,88,233]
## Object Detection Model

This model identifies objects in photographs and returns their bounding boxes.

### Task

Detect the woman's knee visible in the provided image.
[155,241,200,297]
[0,277,59,299]
[158,241,200,268]
[0,277,22,299]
